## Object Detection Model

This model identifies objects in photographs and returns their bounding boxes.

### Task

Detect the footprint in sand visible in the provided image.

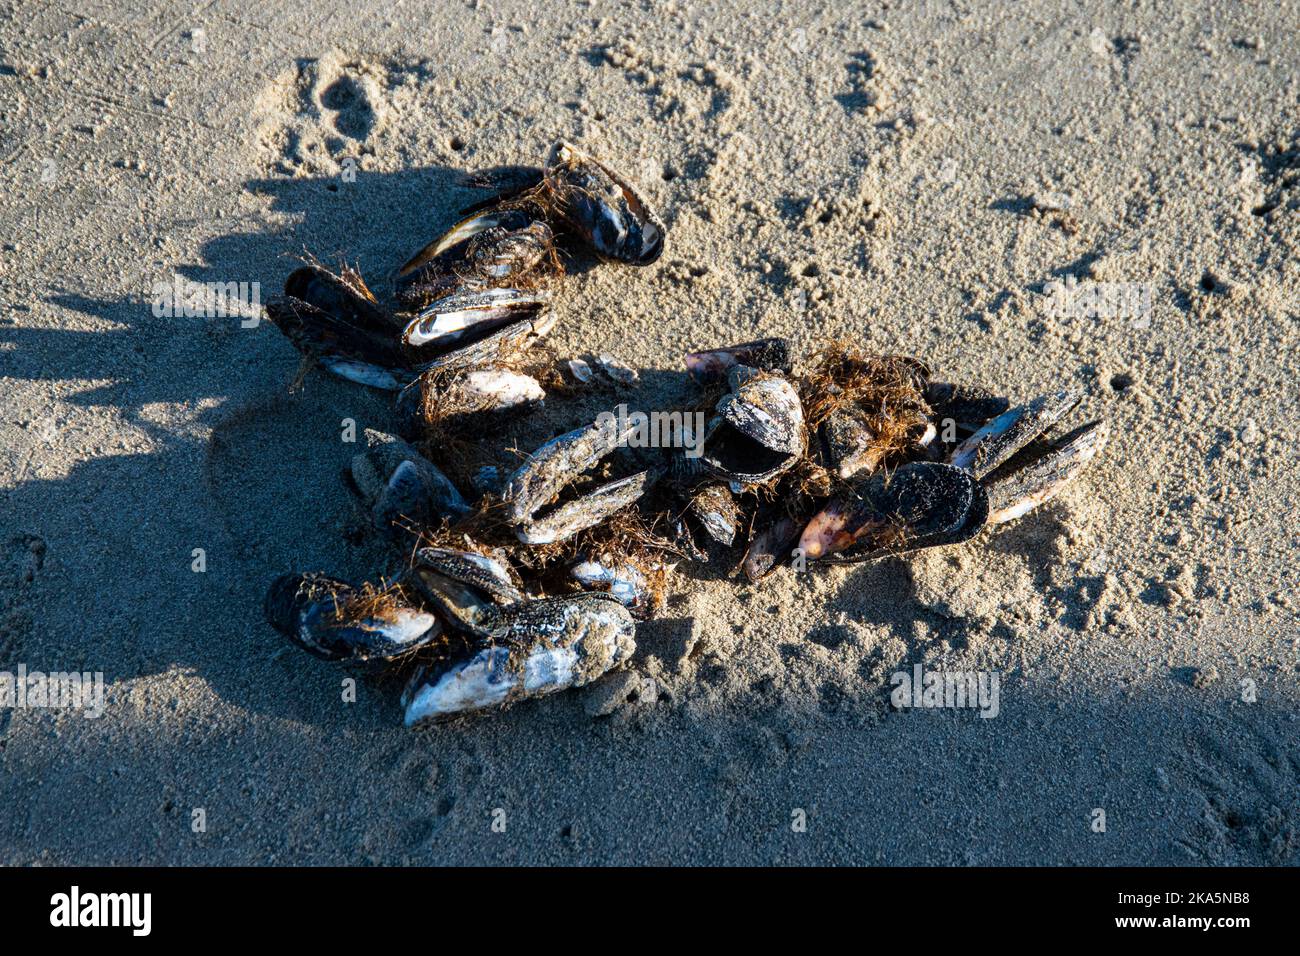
[252,51,394,176]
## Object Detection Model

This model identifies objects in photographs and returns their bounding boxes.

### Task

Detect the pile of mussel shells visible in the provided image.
[262,141,1109,725]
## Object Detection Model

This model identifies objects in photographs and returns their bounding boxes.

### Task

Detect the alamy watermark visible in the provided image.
[151,275,263,326]
[50,886,150,936]
[1042,274,1152,327]
[890,664,1000,718]
[0,664,105,718]
[595,403,706,459]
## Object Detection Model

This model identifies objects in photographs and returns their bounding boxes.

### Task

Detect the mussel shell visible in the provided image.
[404,293,555,373]
[984,419,1109,525]
[949,388,1082,479]
[397,207,538,280]
[504,415,660,544]
[797,461,988,563]
[689,483,740,545]
[457,165,547,211]
[408,546,524,640]
[504,418,632,525]
[455,367,546,410]
[264,572,440,662]
[701,367,805,484]
[266,266,411,390]
[397,220,556,313]
[409,567,502,639]
[516,470,658,545]
[412,547,522,605]
[404,287,550,348]
[685,338,792,384]
[350,429,470,532]
[546,141,665,266]
[283,265,397,332]
[402,592,636,723]
[468,221,555,280]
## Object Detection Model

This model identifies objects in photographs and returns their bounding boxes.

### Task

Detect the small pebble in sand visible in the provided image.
[1033,191,1072,213]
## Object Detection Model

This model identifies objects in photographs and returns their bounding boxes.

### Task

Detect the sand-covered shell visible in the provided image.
[401,592,636,723]
[504,417,657,545]
[689,482,741,545]
[818,407,884,480]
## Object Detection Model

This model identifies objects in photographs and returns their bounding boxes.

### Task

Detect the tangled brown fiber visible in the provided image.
[797,340,932,459]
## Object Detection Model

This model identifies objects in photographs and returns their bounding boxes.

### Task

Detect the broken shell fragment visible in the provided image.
[401,592,636,723]
[546,141,665,266]
[454,366,545,410]
[797,461,988,563]
[595,352,639,385]
[571,555,651,607]
[568,357,595,382]
[701,366,805,484]
[819,407,885,479]
[263,573,439,662]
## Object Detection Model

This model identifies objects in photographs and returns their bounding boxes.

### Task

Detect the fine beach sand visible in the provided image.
[1,0,1297,864]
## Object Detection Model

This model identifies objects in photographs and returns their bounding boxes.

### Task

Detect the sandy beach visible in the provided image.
[1,0,1297,865]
